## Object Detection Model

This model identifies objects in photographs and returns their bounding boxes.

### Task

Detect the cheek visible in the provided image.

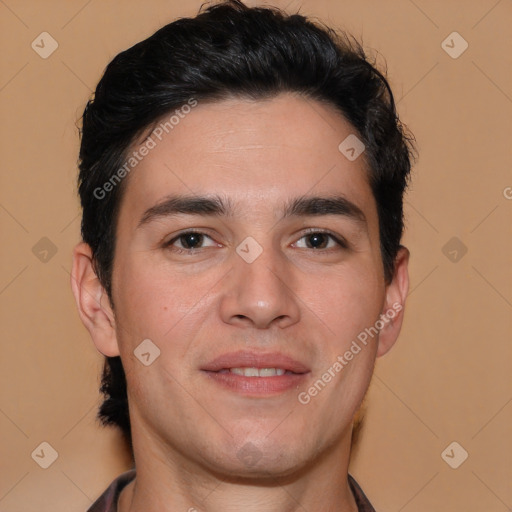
[302,260,384,349]
[112,253,220,348]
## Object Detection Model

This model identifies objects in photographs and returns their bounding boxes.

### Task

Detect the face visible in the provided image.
[74,93,409,479]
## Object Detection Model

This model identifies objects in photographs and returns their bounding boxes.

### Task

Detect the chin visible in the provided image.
[207,450,312,482]
[198,430,316,480]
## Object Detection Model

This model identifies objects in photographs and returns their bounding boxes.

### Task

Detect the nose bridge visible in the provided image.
[220,235,300,329]
[239,237,287,292]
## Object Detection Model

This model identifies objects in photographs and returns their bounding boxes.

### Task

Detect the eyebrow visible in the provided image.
[137,193,367,228]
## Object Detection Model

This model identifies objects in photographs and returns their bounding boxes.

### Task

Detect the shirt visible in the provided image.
[87,469,376,512]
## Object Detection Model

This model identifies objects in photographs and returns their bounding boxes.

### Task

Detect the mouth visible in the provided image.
[201,351,310,396]
[217,367,295,377]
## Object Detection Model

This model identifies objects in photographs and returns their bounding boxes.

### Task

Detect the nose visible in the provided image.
[219,242,301,329]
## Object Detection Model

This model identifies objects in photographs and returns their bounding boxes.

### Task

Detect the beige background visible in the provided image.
[1,0,511,510]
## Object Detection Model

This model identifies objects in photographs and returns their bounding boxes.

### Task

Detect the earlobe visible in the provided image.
[376,245,410,357]
[70,242,120,357]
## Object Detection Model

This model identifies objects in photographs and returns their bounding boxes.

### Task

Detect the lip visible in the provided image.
[200,350,310,396]
[201,350,310,374]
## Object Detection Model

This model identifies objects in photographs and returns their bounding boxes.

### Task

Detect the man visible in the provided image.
[71,1,415,510]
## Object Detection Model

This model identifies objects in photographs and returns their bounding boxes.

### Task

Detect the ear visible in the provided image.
[70,242,120,357]
[376,245,410,357]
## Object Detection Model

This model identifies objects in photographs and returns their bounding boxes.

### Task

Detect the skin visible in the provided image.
[71,93,409,512]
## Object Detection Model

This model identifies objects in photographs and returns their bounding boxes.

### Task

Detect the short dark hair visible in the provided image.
[77,0,416,445]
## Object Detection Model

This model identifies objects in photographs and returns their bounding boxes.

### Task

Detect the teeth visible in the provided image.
[228,367,286,377]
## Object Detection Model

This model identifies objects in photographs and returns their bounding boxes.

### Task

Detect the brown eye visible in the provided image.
[177,232,205,249]
[164,231,219,252]
[293,231,347,250]
[305,233,329,249]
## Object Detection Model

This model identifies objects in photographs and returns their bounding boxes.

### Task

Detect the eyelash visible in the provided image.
[163,228,348,254]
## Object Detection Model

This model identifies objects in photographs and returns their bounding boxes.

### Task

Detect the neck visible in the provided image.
[118,428,358,512]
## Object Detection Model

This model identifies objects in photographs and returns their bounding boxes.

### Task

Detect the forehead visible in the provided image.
[118,93,376,225]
